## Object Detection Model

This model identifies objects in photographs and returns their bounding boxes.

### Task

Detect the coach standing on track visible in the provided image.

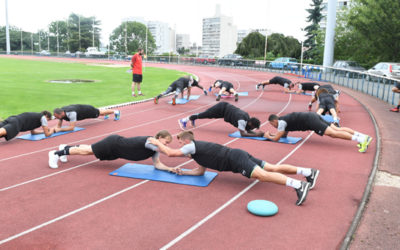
[131,48,144,97]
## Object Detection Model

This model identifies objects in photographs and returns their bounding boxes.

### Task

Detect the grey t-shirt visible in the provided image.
[40,116,48,126]
[65,111,77,122]
[237,120,247,131]
[277,120,287,132]
[180,142,196,156]
[145,139,160,161]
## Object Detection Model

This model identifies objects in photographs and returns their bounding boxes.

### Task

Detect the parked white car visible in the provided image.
[85,47,105,57]
[366,62,400,80]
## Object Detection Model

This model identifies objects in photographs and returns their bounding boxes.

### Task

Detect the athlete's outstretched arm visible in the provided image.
[153,156,179,173]
[239,129,265,137]
[148,138,185,157]
[176,166,206,176]
[264,130,286,141]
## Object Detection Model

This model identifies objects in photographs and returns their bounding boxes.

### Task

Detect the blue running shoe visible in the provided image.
[104,115,109,120]
[114,110,121,121]
[178,119,187,130]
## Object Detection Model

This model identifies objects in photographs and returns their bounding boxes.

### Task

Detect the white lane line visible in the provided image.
[0,102,217,163]
[160,94,300,250]
[0,77,266,244]
[0,77,263,192]
[0,160,99,192]
[160,131,314,250]
[0,180,149,245]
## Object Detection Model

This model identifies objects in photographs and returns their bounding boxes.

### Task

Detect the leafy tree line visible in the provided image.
[235,32,301,59]
[0,13,156,55]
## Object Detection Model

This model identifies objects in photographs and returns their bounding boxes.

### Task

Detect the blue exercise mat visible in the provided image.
[229,131,302,144]
[110,163,218,187]
[288,92,313,96]
[247,200,278,217]
[17,127,85,141]
[214,92,248,97]
[168,95,200,104]
[322,114,340,124]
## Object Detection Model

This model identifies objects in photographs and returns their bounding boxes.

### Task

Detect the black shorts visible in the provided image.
[197,102,227,119]
[307,114,331,136]
[228,149,264,178]
[0,118,20,141]
[133,74,143,83]
[91,135,120,161]
[319,96,336,111]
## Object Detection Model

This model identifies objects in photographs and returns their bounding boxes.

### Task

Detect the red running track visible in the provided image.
[0,60,376,249]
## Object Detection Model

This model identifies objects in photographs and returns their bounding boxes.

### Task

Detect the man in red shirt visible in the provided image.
[131,48,144,97]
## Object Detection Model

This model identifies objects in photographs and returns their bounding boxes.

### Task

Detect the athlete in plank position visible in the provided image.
[154,76,207,105]
[265,112,373,153]
[178,102,263,137]
[256,76,296,93]
[296,82,320,94]
[210,80,239,102]
[48,130,176,172]
[53,104,120,132]
[149,131,320,206]
[0,111,54,141]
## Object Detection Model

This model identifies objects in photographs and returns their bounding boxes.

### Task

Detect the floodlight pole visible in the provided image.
[31,33,33,54]
[47,29,50,52]
[5,0,11,54]
[78,15,81,51]
[92,17,95,47]
[21,30,23,55]
[323,0,337,69]
[56,21,59,55]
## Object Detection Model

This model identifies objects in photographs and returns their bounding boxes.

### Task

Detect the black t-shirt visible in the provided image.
[93,135,157,161]
[191,140,232,171]
[319,84,336,95]
[279,112,320,131]
[222,103,250,128]
[269,76,291,86]
[61,104,98,121]
[300,82,320,91]
[6,112,43,131]
[171,77,194,90]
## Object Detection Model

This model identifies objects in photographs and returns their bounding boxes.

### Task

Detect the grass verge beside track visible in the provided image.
[0,57,188,119]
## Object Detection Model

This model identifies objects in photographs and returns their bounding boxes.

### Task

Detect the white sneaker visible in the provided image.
[59,144,68,162]
[48,150,59,169]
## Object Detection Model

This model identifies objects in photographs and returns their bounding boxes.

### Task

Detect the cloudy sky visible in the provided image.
[0,0,312,45]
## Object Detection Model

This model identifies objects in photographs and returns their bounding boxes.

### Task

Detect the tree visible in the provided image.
[235,32,265,58]
[235,32,301,59]
[335,0,400,68]
[66,13,101,52]
[303,0,323,59]
[0,26,33,52]
[109,21,156,55]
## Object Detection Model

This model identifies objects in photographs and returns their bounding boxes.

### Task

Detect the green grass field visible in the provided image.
[0,57,189,119]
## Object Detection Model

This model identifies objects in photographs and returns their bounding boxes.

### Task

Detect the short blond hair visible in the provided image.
[155,130,172,140]
[177,131,194,141]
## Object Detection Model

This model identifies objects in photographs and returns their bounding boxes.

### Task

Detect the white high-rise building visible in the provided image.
[320,0,352,29]
[176,34,191,51]
[202,5,237,58]
[123,17,176,54]
[148,21,175,54]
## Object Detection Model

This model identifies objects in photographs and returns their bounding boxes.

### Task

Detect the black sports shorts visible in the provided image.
[133,74,143,83]
[228,148,264,178]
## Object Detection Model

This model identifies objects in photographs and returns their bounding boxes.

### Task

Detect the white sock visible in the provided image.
[286,177,301,189]
[352,134,365,143]
[182,117,189,122]
[296,167,312,177]
[138,91,142,94]
[132,91,135,95]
